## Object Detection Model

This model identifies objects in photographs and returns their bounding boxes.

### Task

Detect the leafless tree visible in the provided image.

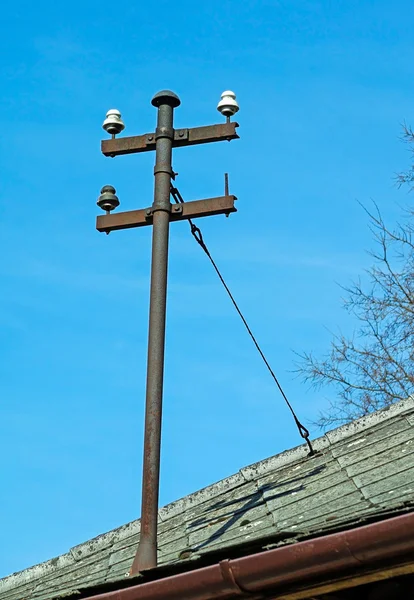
[296,130,414,429]
[396,124,414,190]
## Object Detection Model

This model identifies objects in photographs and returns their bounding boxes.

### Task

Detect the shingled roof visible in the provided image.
[2,397,414,600]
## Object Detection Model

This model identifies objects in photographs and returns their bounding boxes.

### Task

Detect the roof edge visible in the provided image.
[78,511,414,600]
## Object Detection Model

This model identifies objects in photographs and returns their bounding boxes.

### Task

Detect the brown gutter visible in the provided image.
[85,512,414,600]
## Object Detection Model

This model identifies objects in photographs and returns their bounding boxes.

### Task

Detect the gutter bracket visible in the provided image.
[219,560,255,597]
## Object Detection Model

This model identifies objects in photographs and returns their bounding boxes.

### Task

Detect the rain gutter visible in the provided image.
[83,511,414,600]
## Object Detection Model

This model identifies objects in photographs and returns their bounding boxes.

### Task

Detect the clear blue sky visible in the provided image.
[1,0,413,579]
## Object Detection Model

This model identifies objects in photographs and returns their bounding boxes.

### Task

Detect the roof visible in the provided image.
[2,397,414,600]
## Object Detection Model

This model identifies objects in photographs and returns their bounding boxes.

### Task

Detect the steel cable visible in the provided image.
[170,185,315,456]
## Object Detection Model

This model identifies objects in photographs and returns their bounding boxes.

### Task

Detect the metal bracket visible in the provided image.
[154,164,174,176]
[144,204,181,220]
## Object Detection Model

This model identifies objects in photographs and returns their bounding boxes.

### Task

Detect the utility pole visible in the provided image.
[96,90,240,575]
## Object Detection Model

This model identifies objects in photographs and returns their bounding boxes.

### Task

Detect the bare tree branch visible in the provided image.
[295,128,414,428]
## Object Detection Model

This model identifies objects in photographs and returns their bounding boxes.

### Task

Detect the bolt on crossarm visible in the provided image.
[96,89,240,575]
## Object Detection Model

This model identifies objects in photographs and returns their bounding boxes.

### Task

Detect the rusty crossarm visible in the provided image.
[101,122,239,157]
[96,195,237,233]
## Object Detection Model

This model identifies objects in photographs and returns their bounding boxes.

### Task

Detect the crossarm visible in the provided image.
[101,123,239,157]
[96,195,237,233]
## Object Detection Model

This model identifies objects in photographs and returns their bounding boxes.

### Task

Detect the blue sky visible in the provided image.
[1,0,414,579]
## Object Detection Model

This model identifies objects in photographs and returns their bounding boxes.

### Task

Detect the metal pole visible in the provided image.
[130,90,181,574]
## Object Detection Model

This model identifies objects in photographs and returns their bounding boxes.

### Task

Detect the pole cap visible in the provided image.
[151,90,181,108]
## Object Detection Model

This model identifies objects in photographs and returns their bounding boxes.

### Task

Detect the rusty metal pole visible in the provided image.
[130,90,180,575]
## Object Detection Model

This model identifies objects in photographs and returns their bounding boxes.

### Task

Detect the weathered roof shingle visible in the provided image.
[2,397,414,600]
